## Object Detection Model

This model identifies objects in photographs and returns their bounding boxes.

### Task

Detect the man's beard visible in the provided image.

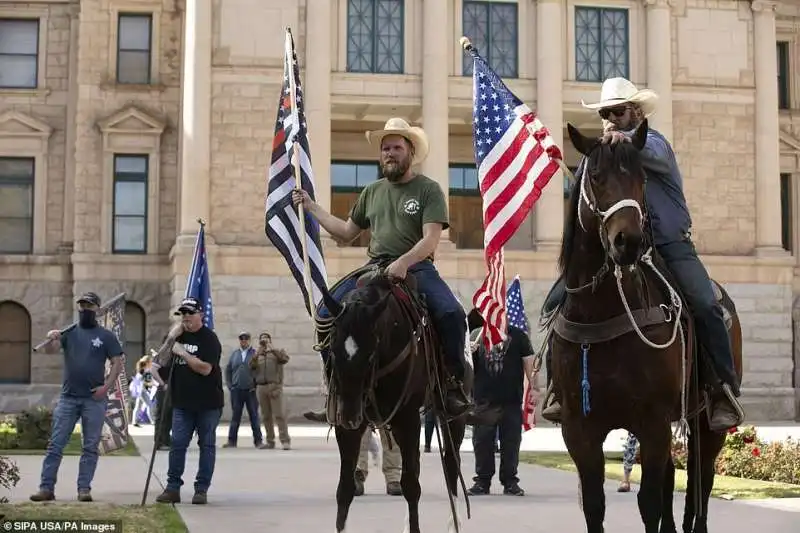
[380,157,410,182]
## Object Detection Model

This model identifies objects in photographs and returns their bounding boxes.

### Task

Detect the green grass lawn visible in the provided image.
[0,427,139,457]
[0,502,187,533]
[520,451,800,500]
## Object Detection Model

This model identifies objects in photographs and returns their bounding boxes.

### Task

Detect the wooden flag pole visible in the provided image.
[286,27,314,316]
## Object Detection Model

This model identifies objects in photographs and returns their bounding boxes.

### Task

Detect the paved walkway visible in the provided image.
[2,423,798,532]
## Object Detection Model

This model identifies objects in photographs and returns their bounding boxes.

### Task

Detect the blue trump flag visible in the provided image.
[506,275,528,334]
[185,222,214,330]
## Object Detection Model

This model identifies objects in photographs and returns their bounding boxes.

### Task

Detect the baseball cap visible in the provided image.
[174,297,203,315]
[76,292,101,307]
[238,331,251,339]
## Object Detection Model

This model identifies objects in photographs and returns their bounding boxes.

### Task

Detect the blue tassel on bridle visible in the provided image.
[581,343,591,416]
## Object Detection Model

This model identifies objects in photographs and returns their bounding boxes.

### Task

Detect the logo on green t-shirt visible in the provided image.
[402,198,420,215]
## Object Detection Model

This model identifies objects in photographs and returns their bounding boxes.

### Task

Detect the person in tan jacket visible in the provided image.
[249,331,291,450]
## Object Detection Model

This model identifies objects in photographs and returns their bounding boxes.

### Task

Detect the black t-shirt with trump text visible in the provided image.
[170,326,224,411]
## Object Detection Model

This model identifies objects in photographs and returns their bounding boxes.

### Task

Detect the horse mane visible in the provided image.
[556,140,646,277]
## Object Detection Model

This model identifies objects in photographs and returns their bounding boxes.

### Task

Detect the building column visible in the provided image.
[305,0,332,214]
[752,0,785,254]
[422,0,452,244]
[644,0,673,141]
[534,0,564,250]
[178,0,212,237]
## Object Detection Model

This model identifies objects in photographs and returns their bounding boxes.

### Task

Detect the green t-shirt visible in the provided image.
[349,174,449,260]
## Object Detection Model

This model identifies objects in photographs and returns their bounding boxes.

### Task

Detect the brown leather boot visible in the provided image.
[444,377,472,419]
[29,489,55,502]
[540,382,562,423]
[303,407,328,423]
[709,383,745,432]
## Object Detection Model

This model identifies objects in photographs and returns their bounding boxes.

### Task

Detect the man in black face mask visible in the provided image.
[30,292,124,503]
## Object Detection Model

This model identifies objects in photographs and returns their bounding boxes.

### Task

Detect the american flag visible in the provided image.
[185,222,214,330]
[465,43,562,349]
[507,276,539,432]
[265,28,330,316]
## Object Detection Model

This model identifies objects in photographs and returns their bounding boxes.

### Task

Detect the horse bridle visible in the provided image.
[567,147,646,294]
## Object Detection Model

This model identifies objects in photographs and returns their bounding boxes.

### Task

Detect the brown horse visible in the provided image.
[549,120,743,533]
[316,268,471,533]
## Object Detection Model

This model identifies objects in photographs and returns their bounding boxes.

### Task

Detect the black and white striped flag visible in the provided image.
[265,28,330,316]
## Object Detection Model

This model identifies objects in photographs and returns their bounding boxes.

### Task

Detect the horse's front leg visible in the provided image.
[335,424,366,533]
[635,420,672,533]
[659,455,678,533]
[442,413,467,533]
[562,421,607,533]
[689,424,726,533]
[391,410,422,533]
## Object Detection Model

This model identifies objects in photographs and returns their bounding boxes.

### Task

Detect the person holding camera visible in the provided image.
[154,297,224,505]
[249,331,291,450]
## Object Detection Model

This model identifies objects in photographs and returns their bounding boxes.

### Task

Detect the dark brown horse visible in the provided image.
[316,268,471,533]
[550,120,743,533]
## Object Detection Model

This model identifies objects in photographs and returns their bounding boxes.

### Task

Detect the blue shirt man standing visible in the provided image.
[222,331,263,448]
[30,292,124,502]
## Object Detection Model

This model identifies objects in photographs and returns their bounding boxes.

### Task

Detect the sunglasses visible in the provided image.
[599,105,629,120]
[179,310,197,316]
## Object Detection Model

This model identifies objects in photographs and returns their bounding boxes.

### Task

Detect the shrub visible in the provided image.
[0,455,21,503]
[671,425,800,485]
[13,407,53,450]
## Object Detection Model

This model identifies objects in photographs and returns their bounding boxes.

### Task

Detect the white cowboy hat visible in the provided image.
[365,118,430,166]
[581,77,659,118]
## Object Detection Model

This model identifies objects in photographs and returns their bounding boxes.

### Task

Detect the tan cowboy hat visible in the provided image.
[581,77,659,118]
[365,118,430,166]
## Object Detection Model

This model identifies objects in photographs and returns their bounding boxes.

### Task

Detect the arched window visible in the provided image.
[0,301,31,383]
[124,301,146,379]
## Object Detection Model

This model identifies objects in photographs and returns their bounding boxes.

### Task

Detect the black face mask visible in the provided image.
[78,309,97,328]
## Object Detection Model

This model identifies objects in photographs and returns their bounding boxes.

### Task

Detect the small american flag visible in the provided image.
[465,43,562,349]
[265,28,330,316]
[507,276,538,432]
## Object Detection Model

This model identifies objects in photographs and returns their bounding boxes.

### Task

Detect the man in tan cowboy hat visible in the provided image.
[292,117,474,422]
[537,77,744,433]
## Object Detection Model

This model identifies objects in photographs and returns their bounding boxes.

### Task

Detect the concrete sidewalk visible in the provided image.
[1,423,797,532]
[133,423,797,532]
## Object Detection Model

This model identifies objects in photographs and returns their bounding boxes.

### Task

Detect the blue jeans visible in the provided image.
[318,260,468,378]
[167,408,222,493]
[227,388,262,445]
[40,394,107,492]
[657,238,738,394]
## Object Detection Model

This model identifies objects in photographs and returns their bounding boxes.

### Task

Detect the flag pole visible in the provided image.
[286,27,314,316]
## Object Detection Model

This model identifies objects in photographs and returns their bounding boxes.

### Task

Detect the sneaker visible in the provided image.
[354,470,366,497]
[155,489,180,504]
[503,483,525,496]
[282,442,291,450]
[77,490,93,502]
[29,489,55,502]
[192,491,207,505]
[466,482,490,496]
[386,481,402,496]
[222,442,236,448]
[258,442,275,450]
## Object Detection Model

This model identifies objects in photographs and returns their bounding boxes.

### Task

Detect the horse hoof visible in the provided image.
[446,512,462,533]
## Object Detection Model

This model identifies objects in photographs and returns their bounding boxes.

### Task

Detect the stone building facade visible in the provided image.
[0,0,798,421]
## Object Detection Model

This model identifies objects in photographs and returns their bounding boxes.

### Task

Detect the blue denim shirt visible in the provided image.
[576,127,692,246]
